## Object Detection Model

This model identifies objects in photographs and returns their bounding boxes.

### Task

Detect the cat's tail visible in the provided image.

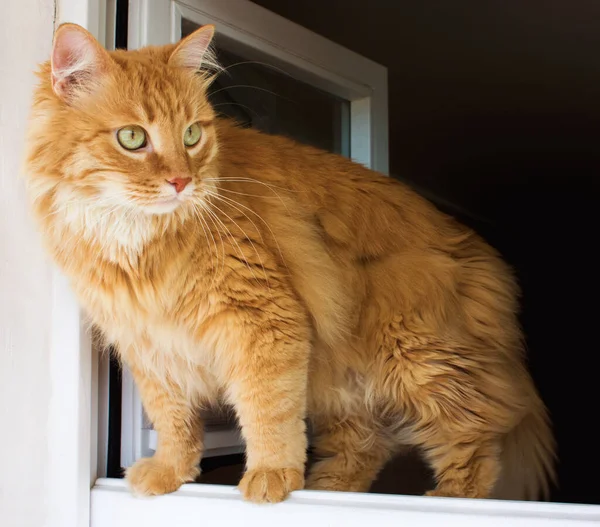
[493,401,557,501]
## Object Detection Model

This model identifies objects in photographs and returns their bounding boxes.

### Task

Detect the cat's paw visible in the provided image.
[126,457,199,496]
[238,467,304,503]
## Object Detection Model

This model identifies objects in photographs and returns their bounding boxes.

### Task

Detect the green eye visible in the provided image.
[184,122,203,147]
[117,125,147,150]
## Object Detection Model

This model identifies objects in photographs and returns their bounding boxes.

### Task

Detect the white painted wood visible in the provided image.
[46,2,108,525]
[47,273,94,527]
[105,0,117,51]
[350,97,373,170]
[96,347,110,478]
[0,1,107,527]
[0,0,104,525]
[120,367,148,469]
[122,362,245,464]
[146,426,244,458]
[176,0,388,173]
[57,0,105,46]
[128,0,172,49]
[0,7,57,527]
[91,478,600,527]
[174,2,371,98]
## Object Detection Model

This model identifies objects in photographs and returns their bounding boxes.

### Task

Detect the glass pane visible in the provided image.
[182,19,351,156]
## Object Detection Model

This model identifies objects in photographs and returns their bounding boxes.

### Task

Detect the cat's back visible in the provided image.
[214,119,478,262]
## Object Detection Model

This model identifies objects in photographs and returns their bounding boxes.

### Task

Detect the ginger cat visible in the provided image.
[24,23,555,503]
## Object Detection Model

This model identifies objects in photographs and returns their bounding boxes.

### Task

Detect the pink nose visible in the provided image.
[166,177,192,193]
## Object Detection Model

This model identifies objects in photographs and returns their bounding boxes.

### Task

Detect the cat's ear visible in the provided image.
[168,25,216,72]
[51,23,111,102]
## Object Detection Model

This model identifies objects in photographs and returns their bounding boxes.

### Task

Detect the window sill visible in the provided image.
[91,478,600,527]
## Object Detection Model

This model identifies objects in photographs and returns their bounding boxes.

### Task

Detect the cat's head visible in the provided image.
[25,23,220,221]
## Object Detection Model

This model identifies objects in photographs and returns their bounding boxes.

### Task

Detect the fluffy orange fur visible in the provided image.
[24,23,555,503]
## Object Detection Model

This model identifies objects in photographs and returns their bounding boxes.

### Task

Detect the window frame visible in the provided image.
[127,0,389,173]
[91,478,600,527]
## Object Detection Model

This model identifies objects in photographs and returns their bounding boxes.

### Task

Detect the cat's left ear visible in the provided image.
[168,25,216,71]
[51,23,112,103]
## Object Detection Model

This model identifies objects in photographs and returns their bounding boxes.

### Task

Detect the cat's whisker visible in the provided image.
[208,59,292,85]
[199,209,222,289]
[206,195,280,283]
[189,204,211,273]
[212,102,260,120]
[204,202,229,280]
[204,191,265,244]
[202,205,247,280]
[211,187,279,199]
[199,202,227,280]
[204,177,294,193]
[202,204,250,276]
[203,202,268,289]
[208,84,295,105]
[208,199,271,291]
[190,203,220,290]
[204,190,288,273]
[203,177,295,214]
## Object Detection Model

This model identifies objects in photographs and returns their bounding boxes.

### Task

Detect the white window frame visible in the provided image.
[127,0,389,173]
[50,1,600,526]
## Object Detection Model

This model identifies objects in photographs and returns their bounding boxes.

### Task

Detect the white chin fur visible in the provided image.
[143,199,182,215]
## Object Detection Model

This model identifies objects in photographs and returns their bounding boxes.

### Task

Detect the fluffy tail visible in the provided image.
[493,403,557,501]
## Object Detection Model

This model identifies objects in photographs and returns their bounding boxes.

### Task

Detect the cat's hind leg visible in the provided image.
[374,317,527,499]
[305,415,395,492]
[422,435,502,498]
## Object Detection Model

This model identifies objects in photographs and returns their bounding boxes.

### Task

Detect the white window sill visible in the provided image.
[91,478,600,527]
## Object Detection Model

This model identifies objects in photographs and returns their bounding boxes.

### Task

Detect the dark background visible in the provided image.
[250,0,600,504]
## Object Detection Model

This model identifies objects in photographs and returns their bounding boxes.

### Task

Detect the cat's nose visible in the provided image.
[166,177,192,193]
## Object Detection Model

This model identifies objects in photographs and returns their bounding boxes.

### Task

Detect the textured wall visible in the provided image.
[0,1,56,526]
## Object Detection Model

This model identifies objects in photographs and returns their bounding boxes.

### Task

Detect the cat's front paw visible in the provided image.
[238,467,304,503]
[126,457,199,496]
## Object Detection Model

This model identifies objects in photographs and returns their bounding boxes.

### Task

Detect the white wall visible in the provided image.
[0,1,56,526]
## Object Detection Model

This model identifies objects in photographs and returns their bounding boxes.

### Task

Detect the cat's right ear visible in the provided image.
[51,23,111,103]
[168,25,216,72]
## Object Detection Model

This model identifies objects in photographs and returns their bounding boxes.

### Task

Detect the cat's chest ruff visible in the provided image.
[61,199,155,266]
[101,275,215,367]
[111,267,211,328]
